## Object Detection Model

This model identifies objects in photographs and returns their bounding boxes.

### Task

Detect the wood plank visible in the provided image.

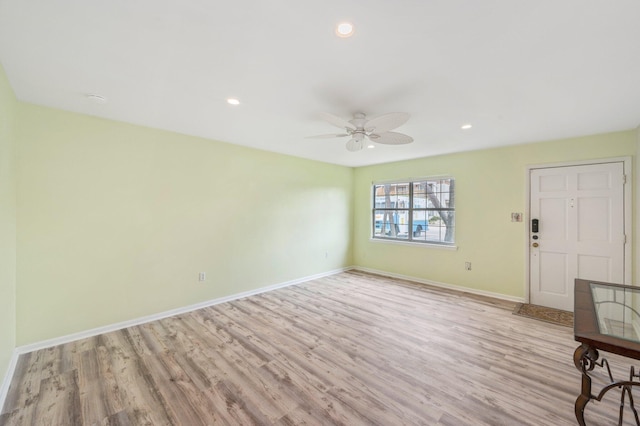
[77,348,110,424]
[32,370,82,425]
[97,330,174,425]
[1,351,44,418]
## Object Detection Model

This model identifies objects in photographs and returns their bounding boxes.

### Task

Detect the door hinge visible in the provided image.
[623,174,627,184]
[624,234,627,244]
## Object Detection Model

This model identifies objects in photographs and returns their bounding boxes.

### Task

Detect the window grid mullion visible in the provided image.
[408,183,414,241]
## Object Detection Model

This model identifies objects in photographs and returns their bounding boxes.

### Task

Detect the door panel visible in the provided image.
[540,198,568,240]
[530,162,625,311]
[577,197,609,241]
[540,173,568,191]
[577,170,610,190]
[539,252,568,295]
[577,255,610,282]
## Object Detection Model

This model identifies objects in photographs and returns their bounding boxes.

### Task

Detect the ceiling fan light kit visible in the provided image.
[308,111,413,152]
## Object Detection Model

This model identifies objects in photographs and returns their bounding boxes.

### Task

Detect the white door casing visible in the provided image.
[529,161,626,312]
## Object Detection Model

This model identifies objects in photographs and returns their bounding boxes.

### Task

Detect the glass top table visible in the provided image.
[575,279,640,359]
[574,278,640,425]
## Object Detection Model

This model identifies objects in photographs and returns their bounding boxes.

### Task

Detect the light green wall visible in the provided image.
[15,104,353,345]
[354,131,636,298]
[0,63,17,381]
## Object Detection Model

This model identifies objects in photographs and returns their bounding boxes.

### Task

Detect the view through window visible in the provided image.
[372,178,455,244]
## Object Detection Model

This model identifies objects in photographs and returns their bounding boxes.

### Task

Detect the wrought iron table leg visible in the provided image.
[619,386,625,426]
[574,343,640,425]
[624,385,640,426]
[574,343,598,426]
[575,393,590,426]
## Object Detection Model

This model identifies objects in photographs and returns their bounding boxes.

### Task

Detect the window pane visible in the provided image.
[429,211,455,243]
[439,180,449,207]
[413,181,426,209]
[373,186,386,208]
[373,185,384,208]
[439,179,454,208]
[374,183,410,208]
[412,210,427,241]
[397,183,409,210]
[396,207,410,238]
[373,210,386,236]
[373,209,409,238]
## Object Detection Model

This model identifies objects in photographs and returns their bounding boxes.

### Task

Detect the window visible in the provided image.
[372,178,455,245]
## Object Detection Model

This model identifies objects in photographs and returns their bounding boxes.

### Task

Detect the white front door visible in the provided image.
[529,162,626,311]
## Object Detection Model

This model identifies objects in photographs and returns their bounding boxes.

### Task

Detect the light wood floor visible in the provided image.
[0,271,636,425]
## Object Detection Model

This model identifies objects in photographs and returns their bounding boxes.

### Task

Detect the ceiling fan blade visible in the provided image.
[306,133,350,139]
[319,112,357,130]
[364,112,410,133]
[369,131,414,145]
[346,138,363,152]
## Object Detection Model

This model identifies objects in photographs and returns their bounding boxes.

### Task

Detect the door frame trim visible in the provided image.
[524,156,633,305]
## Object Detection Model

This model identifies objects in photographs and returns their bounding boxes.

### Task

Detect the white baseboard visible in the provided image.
[0,348,20,413]
[353,266,525,303]
[15,266,353,356]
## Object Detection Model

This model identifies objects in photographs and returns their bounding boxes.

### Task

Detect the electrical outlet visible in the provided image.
[198,272,206,281]
[465,262,472,271]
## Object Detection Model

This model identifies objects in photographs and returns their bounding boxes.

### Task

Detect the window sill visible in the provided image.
[369,238,458,250]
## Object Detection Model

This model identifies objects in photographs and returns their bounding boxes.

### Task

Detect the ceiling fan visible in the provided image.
[308,112,414,152]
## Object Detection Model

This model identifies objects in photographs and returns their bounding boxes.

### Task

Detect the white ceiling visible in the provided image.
[1,0,639,167]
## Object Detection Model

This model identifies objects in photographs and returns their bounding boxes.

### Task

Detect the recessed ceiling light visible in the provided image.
[367,144,375,149]
[85,94,107,104]
[336,22,354,38]
[227,98,240,105]
[461,123,472,130]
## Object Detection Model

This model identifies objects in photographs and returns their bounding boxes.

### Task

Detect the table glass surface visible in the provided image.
[590,282,640,343]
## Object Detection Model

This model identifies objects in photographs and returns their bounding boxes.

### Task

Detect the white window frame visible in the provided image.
[371,177,456,247]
